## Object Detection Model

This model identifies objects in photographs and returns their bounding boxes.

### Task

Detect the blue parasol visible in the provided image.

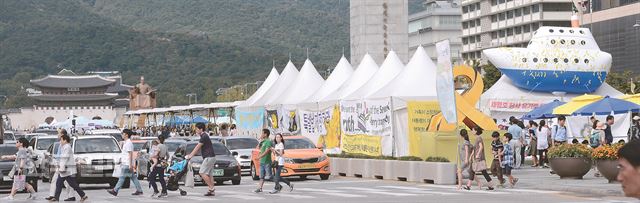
[571,96,640,116]
[521,99,566,120]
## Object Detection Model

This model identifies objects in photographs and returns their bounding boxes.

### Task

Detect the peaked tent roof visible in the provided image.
[345,50,404,100]
[239,67,279,107]
[322,54,379,102]
[306,56,354,102]
[271,59,325,105]
[251,61,299,106]
[368,46,437,99]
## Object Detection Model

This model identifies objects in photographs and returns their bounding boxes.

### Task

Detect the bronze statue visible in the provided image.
[129,76,157,110]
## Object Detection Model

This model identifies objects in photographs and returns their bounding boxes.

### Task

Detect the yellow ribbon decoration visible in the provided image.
[428,65,498,131]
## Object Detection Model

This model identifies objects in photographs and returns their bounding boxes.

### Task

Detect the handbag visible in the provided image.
[112,164,124,177]
[13,173,26,191]
[185,163,195,188]
[472,159,488,172]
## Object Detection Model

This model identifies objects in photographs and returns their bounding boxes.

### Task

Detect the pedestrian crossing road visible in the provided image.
[1,176,636,203]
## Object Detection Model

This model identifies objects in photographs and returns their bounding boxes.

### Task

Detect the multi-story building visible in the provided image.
[582,1,640,72]
[350,0,409,65]
[460,0,574,62]
[408,0,463,63]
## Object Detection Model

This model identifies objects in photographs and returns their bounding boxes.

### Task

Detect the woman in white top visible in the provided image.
[536,120,551,168]
[270,133,293,194]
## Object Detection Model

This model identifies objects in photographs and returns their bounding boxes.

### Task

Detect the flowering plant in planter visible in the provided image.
[548,144,593,159]
[592,143,623,160]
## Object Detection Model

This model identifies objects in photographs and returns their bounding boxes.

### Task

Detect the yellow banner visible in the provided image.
[341,134,382,156]
[408,101,441,156]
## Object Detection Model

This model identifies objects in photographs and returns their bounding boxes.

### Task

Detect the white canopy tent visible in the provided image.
[321,54,379,102]
[305,56,354,103]
[251,61,299,107]
[270,59,325,106]
[239,68,279,107]
[345,50,404,100]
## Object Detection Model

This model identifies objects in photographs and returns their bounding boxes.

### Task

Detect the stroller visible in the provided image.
[167,153,189,196]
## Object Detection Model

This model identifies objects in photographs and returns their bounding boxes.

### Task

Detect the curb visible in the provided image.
[523,184,624,196]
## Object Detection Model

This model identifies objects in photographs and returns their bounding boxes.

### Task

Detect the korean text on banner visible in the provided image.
[435,40,457,124]
[300,105,341,148]
[341,134,382,156]
[407,101,441,156]
[235,108,264,130]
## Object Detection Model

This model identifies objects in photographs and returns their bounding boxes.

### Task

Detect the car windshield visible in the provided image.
[186,142,230,156]
[74,138,121,154]
[3,133,15,141]
[109,133,123,142]
[133,142,145,151]
[284,138,316,149]
[165,142,183,152]
[36,138,58,150]
[51,143,61,154]
[226,138,258,150]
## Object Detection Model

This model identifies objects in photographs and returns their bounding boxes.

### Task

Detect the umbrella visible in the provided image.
[621,94,640,105]
[553,94,603,115]
[571,96,640,116]
[521,99,566,120]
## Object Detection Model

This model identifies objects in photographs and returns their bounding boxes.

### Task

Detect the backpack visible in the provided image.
[590,131,601,148]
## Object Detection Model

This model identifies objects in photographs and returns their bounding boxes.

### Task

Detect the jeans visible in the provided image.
[259,163,272,180]
[149,166,167,193]
[49,171,74,198]
[510,140,522,168]
[490,159,504,184]
[273,165,290,190]
[114,167,143,193]
[54,175,85,200]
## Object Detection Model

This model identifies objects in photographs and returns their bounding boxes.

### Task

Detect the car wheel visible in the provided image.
[251,163,259,180]
[232,179,241,185]
[320,174,330,180]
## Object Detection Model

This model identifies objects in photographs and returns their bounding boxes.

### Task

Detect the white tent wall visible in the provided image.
[322,54,379,102]
[252,61,299,107]
[345,51,404,100]
[307,56,354,102]
[239,68,279,107]
[271,59,325,105]
[566,113,630,143]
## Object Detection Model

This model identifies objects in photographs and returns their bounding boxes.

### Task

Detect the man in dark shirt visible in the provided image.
[604,115,615,145]
[490,132,505,186]
[186,123,216,197]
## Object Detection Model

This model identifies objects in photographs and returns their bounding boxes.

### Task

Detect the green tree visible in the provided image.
[481,62,502,92]
[606,71,638,94]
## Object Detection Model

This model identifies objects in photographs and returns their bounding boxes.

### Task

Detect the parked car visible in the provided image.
[40,142,61,182]
[176,141,241,185]
[34,128,59,136]
[2,131,16,142]
[29,135,59,181]
[251,136,330,180]
[221,137,258,174]
[0,142,38,191]
[85,129,123,142]
[73,135,128,188]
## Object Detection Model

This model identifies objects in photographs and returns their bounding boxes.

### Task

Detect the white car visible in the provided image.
[222,136,259,175]
[86,129,123,142]
[29,135,60,181]
[72,135,128,188]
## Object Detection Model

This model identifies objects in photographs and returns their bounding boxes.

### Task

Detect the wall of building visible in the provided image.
[408,1,463,62]
[351,0,409,65]
[6,106,121,131]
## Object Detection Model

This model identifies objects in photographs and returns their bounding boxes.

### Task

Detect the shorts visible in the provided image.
[529,140,537,155]
[259,162,272,180]
[502,165,512,175]
[199,157,217,176]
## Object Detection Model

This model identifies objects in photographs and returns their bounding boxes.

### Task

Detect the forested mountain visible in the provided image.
[0,0,349,107]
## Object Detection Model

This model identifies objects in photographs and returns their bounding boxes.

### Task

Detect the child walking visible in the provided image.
[501,133,519,188]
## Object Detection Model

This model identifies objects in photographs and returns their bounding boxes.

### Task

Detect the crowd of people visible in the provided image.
[130,123,237,138]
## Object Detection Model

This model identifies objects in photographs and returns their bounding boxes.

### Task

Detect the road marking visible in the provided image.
[223,194,265,200]
[295,188,367,197]
[377,186,458,195]
[505,188,561,194]
[336,187,420,196]
[271,193,315,199]
[419,185,511,195]
[182,195,219,201]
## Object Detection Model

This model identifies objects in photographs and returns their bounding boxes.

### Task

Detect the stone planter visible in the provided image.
[330,158,456,185]
[349,159,367,177]
[370,160,387,179]
[331,158,349,176]
[549,157,592,179]
[596,159,619,183]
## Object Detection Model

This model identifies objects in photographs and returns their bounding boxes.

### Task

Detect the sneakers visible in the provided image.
[80,196,88,201]
[254,188,263,193]
[158,193,168,198]
[150,192,159,198]
[107,189,118,196]
[3,196,15,200]
[64,197,76,201]
[289,183,294,192]
[131,191,144,196]
[269,189,280,194]
[27,194,37,200]
[45,196,55,200]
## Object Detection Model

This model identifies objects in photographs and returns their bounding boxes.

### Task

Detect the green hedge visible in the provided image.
[328,153,431,162]
[424,156,450,163]
[397,156,424,161]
